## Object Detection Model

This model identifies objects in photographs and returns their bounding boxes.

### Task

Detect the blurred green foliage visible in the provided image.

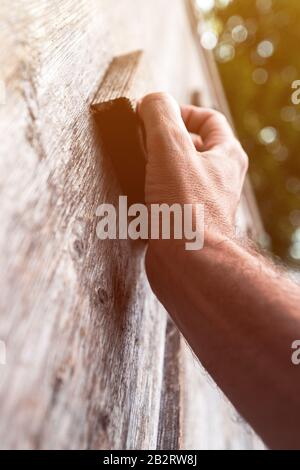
[197,0,300,264]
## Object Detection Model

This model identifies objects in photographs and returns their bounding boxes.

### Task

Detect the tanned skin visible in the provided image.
[138,92,300,450]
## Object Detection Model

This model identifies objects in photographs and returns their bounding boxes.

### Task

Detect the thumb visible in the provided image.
[137,93,194,165]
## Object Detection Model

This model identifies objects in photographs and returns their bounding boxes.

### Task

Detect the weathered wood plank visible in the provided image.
[156,320,181,450]
[0,0,265,450]
[177,0,265,450]
[91,51,147,205]
[0,0,204,449]
[180,344,265,450]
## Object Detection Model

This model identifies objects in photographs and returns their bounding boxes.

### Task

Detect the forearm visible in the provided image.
[138,93,300,448]
[146,237,300,449]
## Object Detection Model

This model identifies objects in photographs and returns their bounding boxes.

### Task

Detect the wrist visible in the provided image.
[147,228,237,259]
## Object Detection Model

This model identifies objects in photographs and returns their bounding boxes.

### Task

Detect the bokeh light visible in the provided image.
[259,127,277,145]
[252,68,268,85]
[196,0,215,13]
[231,24,248,43]
[201,30,218,49]
[215,43,235,62]
[195,0,300,266]
[257,40,274,58]
[256,0,273,14]
[290,228,300,260]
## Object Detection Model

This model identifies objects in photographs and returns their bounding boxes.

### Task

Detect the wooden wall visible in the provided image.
[0,0,264,449]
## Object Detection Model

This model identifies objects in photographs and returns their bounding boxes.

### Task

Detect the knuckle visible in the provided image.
[240,150,249,172]
[205,108,228,122]
[203,108,234,135]
[141,92,174,108]
[214,109,227,121]
[233,139,249,171]
[223,138,249,172]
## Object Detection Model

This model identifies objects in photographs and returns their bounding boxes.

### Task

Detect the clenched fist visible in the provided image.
[138,92,248,245]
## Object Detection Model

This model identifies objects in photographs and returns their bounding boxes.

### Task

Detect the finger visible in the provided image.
[181,105,235,151]
[190,133,204,152]
[138,93,195,165]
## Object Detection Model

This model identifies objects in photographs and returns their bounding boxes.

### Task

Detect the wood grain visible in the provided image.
[0,0,203,450]
[156,320,181,450]
[0,0,264,450]
[91,51,146,205]
[178,0,265,450]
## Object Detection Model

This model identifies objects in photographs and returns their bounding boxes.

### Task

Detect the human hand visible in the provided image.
[138,94,300,451]
[138,92,248,245]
